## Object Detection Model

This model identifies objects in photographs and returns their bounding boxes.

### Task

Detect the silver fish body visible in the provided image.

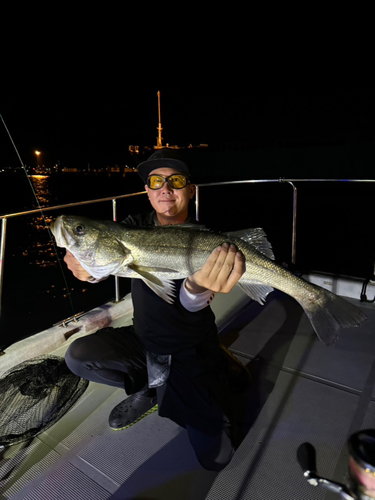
[51,215,367,345]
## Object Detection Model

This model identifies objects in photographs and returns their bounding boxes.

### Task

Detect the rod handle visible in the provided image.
[297,442,317,475]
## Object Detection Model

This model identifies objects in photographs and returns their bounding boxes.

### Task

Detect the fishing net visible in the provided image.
[0,355,89,447]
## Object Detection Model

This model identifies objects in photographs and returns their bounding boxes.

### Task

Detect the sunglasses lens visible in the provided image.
[168,174,188,189]
[147,175,164,189]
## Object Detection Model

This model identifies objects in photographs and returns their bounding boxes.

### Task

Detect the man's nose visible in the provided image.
[161,182,174,193]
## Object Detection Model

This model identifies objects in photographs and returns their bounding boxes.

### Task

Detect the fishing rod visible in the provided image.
[0,114,77,323]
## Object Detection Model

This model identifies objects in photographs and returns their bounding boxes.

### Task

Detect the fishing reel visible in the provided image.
[297,430,375,499]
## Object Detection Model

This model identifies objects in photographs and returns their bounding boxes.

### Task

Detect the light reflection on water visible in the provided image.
[15,175,90,316]
[27,176,57,269]
[30,175,51,206]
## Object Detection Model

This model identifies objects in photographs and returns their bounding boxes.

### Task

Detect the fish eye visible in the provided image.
[75,224,85,235]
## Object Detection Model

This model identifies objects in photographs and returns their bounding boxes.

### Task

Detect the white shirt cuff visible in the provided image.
[87,276,106,283]
[179,278,215,312]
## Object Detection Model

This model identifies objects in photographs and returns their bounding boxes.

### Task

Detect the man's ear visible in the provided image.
[189,184,196,199]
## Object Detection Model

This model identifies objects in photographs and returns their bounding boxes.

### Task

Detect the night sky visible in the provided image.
[2,32,374,175]
[3,81,374,169]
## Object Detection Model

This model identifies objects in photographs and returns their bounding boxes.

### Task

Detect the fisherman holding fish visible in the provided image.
[63,149,248,471]
[56,149,366,470]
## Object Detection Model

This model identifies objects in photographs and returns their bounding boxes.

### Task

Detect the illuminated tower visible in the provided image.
[156,90,163,149]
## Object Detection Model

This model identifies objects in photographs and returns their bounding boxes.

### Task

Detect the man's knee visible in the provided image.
[65,337,90,376]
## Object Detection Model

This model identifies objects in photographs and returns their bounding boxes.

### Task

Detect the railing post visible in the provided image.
[0,218,7,318]
[112,199,120,303]
[287,181,297,265]
[112,198,117,222]
[195,186,200,221]
[279,179,297,265]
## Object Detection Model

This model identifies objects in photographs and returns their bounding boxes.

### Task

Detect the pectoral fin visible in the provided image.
[128,264,176,303]
[135,265,179,274]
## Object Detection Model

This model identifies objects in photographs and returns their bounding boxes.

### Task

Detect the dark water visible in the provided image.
[0,172,373,350]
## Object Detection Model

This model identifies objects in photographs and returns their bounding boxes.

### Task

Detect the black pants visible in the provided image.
[65,326,234,471]
[65,327,149,393]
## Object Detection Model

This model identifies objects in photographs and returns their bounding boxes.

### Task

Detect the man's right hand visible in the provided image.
[64,250,92,281]
[185,243,245,294]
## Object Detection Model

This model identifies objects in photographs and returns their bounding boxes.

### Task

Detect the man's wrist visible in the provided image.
[185,277,209,295]
[180,278,215,312]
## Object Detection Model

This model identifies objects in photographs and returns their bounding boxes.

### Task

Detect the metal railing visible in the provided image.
[1,178,374,318]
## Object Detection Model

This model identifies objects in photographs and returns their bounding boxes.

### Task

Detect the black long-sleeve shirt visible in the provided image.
[122,210,218,355]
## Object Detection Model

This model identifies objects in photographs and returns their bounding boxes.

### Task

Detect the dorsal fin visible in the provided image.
[226,228,275,260]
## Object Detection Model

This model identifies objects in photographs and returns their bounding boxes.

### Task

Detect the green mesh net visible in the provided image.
[0,355,89,446]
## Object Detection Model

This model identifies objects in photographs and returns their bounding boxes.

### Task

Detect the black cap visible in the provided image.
[137,149,191,184]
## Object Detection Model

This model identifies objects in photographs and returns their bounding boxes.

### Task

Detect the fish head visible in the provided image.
[51,215,133,278]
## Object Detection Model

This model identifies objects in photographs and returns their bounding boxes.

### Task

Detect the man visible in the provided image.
[65,150,247,471]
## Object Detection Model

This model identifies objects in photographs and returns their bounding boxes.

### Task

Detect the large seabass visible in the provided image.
[51,215,367,346]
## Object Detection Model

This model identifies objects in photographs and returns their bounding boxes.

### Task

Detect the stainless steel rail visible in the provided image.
[0,191,147,220]
[0,178,374,319]
[0,218,7,316]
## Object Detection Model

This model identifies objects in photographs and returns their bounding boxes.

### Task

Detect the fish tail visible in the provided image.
[299,288,367,346]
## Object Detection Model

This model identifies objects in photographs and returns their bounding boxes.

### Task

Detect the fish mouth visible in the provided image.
[50,216,77,249]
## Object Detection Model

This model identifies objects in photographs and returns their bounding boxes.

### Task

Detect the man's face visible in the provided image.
[145,167,195,221]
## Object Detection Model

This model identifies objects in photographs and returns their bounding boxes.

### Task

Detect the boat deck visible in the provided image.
[1,283,374,499]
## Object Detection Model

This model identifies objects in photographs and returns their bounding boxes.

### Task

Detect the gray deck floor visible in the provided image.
[1,291,374,500]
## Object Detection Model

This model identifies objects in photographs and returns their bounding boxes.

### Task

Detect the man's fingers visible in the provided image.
[199,245,223,276]
[206,243,245,292]
[223,251,245,291]
[188,242,245,294]
[210,243,237,280]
